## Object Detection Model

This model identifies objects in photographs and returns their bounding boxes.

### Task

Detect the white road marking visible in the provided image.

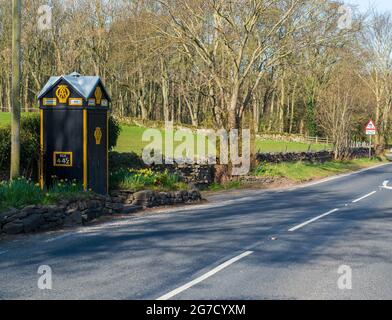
[157,251,254,300]
[382,180,392,190]
[352,191,377,203]
[0,250,8,255]
[158,164,392,216]
[288,209,340,232]
[45,233,72,243]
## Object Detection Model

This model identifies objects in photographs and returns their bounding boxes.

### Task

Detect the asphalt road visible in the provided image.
[1,163,392,300]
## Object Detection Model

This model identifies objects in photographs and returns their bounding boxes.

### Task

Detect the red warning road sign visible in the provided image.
[366,120,377,135]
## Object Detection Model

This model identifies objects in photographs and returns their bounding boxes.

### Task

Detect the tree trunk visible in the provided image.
[10,0,21,180]
[161,58,170,123]
[24,75,29,112]
[253,98,259,133]
[228,82,240,130]
[289,83,297,133]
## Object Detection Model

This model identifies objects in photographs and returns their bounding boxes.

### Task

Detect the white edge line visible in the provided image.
[157,251,254,300]
[352,191,377,203]
[0,250,8,255]
[289,209,340,232]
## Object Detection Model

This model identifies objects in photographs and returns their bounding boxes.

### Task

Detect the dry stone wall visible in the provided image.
[0,189,202,235]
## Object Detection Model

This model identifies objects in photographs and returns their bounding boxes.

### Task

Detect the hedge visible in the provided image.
[0,113,121,181]
[0,114,40,178]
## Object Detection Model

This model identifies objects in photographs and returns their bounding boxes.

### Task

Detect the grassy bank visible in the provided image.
[206,158,386,192]
[253,158,385,182]
[0,112,331,154]
[0,169,189,212]
[110,168,188,192]
[0,178,88,213]
[116,126,331,154]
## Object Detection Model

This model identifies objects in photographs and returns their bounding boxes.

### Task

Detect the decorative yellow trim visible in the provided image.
[69,98,83,106]
[95,87,102,105]
[43,98,57,106]
[107,111,109,194]
[83,109,88,191]
[94,127,103,145]
[53,152,73,167]
[56,85,71,104]
[40,109,44,189]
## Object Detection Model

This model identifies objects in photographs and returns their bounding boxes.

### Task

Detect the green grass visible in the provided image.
[0,112,38,127]
[116,124,218,156]
[256,139,330,153]
[110,168,188,192]
[253,157,385,182]
[0,178,88,212]
[116,125,148,154]
[0,112,331,154]
[118,126,331,154]
[206,181,243,192]
[0,112,11,126]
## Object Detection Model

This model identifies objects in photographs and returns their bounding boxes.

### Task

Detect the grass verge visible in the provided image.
[110,168,189,192]
[206,181,243,192]
[252,157,386,182]
[206,157,386,192]
[0,178,89,212]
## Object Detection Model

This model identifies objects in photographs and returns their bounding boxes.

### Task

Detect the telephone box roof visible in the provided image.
[38,72,111,101]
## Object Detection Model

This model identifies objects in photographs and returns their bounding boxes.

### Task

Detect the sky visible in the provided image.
[347,0,392,13]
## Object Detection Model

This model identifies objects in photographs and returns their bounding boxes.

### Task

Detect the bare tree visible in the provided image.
[359,11,392,153]
[318,54,363,159]
[0,0,383,155]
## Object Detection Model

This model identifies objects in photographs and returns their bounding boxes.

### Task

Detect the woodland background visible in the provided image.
[0,0,392,158]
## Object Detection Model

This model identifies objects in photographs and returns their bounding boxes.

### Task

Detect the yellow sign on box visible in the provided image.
[56,85,71,104]
[53,152,73,167]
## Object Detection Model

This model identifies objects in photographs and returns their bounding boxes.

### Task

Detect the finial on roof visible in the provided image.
[69,72,81,77]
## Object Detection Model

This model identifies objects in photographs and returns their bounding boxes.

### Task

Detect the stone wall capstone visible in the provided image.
[255,148,373,164]
[256,151,334,163]
[152,163,215,187]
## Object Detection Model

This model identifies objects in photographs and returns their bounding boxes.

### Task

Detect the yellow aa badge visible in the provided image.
[56,85,71,104]
[95,87,102,105]
[94,127,103,145]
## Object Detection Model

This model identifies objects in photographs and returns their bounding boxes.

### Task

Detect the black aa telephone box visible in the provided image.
[38,72,111,194]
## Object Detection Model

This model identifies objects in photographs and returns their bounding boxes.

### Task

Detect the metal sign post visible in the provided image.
[365,120,377,158]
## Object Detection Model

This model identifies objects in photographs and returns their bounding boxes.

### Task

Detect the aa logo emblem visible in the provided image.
[56,85,70,104]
